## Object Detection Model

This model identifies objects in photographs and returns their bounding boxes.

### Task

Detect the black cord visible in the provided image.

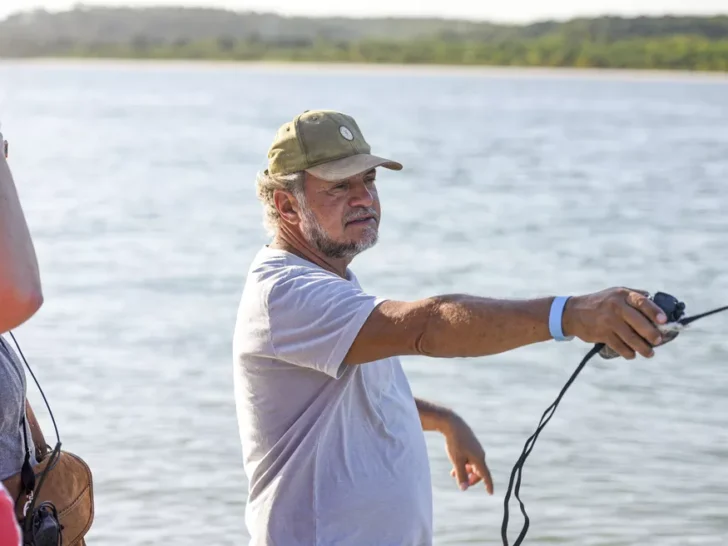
[501,302,728,545]
[501,344,602,546]
[9,331,60,444]
[5,331,63,538]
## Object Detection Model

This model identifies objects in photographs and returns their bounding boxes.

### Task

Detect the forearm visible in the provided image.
[0,145,43,331]
[415,398,455,433]
[347,285,666,366]
[415,294,555,358]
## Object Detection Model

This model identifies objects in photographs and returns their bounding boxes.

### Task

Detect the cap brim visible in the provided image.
[305,154,403,182]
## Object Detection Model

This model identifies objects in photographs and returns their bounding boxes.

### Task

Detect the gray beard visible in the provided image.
[300,207,378,260]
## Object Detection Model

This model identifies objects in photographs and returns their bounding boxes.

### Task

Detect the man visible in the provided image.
[232,110,666,546]
[0,133,43,545]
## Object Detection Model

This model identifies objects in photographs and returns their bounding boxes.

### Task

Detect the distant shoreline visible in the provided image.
[3,11,726,75]
[2,57,728,82]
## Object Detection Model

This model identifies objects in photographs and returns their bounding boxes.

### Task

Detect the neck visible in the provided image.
[271,228,350,278]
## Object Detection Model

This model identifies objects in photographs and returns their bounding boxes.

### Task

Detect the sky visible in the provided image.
[1,0,726,22]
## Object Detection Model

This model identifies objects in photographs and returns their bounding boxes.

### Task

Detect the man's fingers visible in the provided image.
[453,458,469,491]
[451,469,480,485]
[472,459,494,495]
[614,320,655,359]
[625,288,649,297]
[622,306,662,349]
[626,290,667,325]
[451,463,489,490]
[606,333,635,360]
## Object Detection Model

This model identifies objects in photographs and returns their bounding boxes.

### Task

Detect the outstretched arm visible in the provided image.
[344,288,667,365]
[0,135,43,333]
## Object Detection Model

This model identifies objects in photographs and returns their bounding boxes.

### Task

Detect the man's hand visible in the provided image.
[442,413,494,494]
[563,287,667,360]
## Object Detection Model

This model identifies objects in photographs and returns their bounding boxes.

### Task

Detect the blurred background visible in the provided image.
[1,1,727,545]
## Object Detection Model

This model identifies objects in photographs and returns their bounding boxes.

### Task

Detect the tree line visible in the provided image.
[17,35,726,72]
[1,8,726,71]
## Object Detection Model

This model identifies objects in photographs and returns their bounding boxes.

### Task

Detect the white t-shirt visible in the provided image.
[233,246,432,546]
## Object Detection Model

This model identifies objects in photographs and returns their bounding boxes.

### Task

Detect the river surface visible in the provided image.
[1,60,727,545]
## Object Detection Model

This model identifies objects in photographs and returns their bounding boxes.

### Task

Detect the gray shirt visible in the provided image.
[233,247,432,546]
[0,335,36,481]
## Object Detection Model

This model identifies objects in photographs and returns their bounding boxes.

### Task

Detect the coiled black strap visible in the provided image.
[501,344,602,546]
[501,302,728,545]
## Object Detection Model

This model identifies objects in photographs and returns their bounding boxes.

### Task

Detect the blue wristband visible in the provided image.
[549,296,574,342]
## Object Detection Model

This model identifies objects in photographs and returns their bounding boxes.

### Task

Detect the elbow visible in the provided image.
[27,285,44,316]
[416,294,475,358]
[20,275,44,317]
[414,296,453,358]
[0,284,44,333]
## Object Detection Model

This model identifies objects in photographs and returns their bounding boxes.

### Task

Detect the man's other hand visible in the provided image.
[443,413,494,494]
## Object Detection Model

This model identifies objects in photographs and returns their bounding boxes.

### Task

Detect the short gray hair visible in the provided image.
[255,170,306,235]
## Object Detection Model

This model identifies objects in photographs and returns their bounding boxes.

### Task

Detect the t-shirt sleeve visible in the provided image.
[267,270,384,378]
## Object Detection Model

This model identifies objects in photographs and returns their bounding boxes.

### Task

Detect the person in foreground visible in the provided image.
[0,133,44,545]
[232,110,668,546]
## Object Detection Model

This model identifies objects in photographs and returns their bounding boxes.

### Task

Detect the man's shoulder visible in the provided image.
[244,246,341,296]
[237,247,350,328]
[245,247,358,297]
[233,246,372,364]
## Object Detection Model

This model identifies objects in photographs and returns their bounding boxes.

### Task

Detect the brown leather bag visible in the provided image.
[2,447,94,545]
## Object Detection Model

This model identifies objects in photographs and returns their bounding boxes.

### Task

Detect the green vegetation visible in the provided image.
[1,7,727,71]
[37,35,728,72]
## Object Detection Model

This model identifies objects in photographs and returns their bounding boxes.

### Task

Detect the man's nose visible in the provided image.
[349,181,374,207]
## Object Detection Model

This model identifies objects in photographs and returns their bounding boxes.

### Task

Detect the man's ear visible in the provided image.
[273,190,301,226]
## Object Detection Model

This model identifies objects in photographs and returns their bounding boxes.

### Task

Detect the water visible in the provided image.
[1,60,727,545]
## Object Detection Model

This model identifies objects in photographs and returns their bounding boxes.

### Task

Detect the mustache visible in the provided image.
[344,208,379,224]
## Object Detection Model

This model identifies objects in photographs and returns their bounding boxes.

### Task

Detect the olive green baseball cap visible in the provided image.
[266,110,403,182]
